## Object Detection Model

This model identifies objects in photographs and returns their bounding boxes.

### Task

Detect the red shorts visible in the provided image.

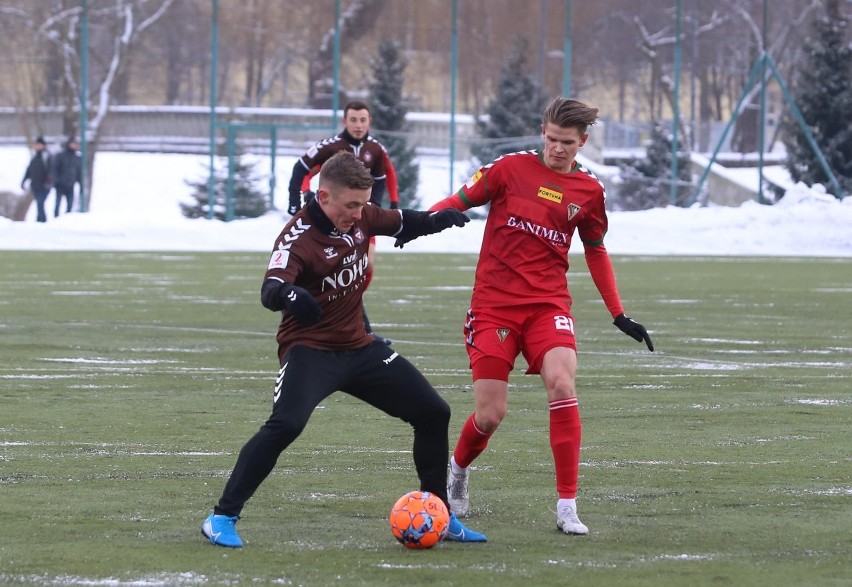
[464,301,576,378]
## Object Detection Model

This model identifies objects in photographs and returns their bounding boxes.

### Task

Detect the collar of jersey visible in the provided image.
[306,197,347,237]
[340,128,366,146]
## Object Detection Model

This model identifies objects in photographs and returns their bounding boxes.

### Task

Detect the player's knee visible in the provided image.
[425,395,451,424]
[547,375,577,401]
[475,406,506,433]
[262,413,308,449]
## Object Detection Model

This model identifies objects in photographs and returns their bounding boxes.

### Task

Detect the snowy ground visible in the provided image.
[2,147,851,257]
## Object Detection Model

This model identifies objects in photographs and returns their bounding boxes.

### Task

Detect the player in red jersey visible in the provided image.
[201,151,486,548]
[421,97,654,536]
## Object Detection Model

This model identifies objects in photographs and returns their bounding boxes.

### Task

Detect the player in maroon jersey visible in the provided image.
[201,151,486,548]
[420,97,654,536]
[288,100,390,214]
[288,100,394,344]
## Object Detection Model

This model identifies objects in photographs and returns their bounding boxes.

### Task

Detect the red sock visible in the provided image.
[549,398,581,499]
[453,413,492,468]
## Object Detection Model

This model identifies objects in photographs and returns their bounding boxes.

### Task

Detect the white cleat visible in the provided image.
[557,503,589,536]
[447,457,470,517]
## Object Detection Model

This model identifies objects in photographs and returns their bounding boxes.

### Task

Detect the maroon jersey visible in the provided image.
[298,133,387,181]
[264,202,402,359]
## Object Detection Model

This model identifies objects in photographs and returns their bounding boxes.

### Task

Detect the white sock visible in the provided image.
[450,456,468,475]
[557,498,577,515]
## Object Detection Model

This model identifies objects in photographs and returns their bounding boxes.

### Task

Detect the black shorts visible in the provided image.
[272,342,449,432]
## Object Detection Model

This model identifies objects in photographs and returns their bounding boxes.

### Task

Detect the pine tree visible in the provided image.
[782,0,852,198]
[471,37,550,166]
[181,154,269,220]
[617,123,691,210]
[368,40,420,209]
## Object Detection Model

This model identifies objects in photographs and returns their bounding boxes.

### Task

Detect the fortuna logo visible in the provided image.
[537,186,563,203]
[383,352,398,365]
[567,203,581,220]
[496,328,510,343]
[324,247,337,259]
[506,216,571,244]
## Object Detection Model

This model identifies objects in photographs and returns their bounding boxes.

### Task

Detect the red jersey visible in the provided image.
[431,151,623,316]
[264,201,402,359]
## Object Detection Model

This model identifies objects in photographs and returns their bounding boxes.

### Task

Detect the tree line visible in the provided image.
[1,0,849,206]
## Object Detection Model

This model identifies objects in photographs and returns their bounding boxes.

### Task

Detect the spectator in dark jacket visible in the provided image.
[21,136,53,223]
[52,137,82,216]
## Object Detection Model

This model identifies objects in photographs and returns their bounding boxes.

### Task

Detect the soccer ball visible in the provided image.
[389,490,450,549]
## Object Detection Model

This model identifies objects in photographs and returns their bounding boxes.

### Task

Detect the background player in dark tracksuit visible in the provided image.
[201,151,486,548]
[288,100,393,343]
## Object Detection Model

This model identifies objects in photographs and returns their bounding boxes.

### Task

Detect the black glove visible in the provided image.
[302,190,316,205]
[281,284,322,325]
[394,209,470,248]
[433,208,469,230]
[287,203,299,216]
[614,313,654,351]
[389,201,398,210]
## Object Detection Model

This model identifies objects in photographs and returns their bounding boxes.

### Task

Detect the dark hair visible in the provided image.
[35,136,46,145]
[319,151,374,191]
[542,97,599,136]
[343,100,370,117]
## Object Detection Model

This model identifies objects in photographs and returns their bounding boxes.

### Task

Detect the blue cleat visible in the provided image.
[445,513,487,542]
[201,513,244,548]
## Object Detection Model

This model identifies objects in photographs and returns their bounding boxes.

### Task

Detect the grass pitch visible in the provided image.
[0,251,850,586]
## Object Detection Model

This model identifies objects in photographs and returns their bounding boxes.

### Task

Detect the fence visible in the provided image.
[0,105,614,161]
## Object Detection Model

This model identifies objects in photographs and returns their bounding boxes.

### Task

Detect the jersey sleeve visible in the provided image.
[429,161,499,211]
[385,154,399,205]
[301,165,320,192]
[584,242,624,318]
[361,203,402,237]
[370,142,387,180]
[577,179,609,246]
[264,225,306,285]
[301,138,335,169]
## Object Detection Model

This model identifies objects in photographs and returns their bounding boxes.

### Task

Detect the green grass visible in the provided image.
[1,251,850,586]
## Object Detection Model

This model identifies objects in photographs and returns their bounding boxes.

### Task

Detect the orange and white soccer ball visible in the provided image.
[389,490,450,549]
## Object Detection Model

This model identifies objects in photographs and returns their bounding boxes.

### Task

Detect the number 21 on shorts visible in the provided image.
[554,315,574,333]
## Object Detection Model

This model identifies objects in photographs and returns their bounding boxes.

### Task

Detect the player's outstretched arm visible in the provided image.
[393,209,470,248]
[613,314,654,352]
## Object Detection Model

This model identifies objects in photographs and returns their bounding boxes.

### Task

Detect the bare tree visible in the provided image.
[727,0,820,153]
[2,0,177,204]
[307,0,389,107]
